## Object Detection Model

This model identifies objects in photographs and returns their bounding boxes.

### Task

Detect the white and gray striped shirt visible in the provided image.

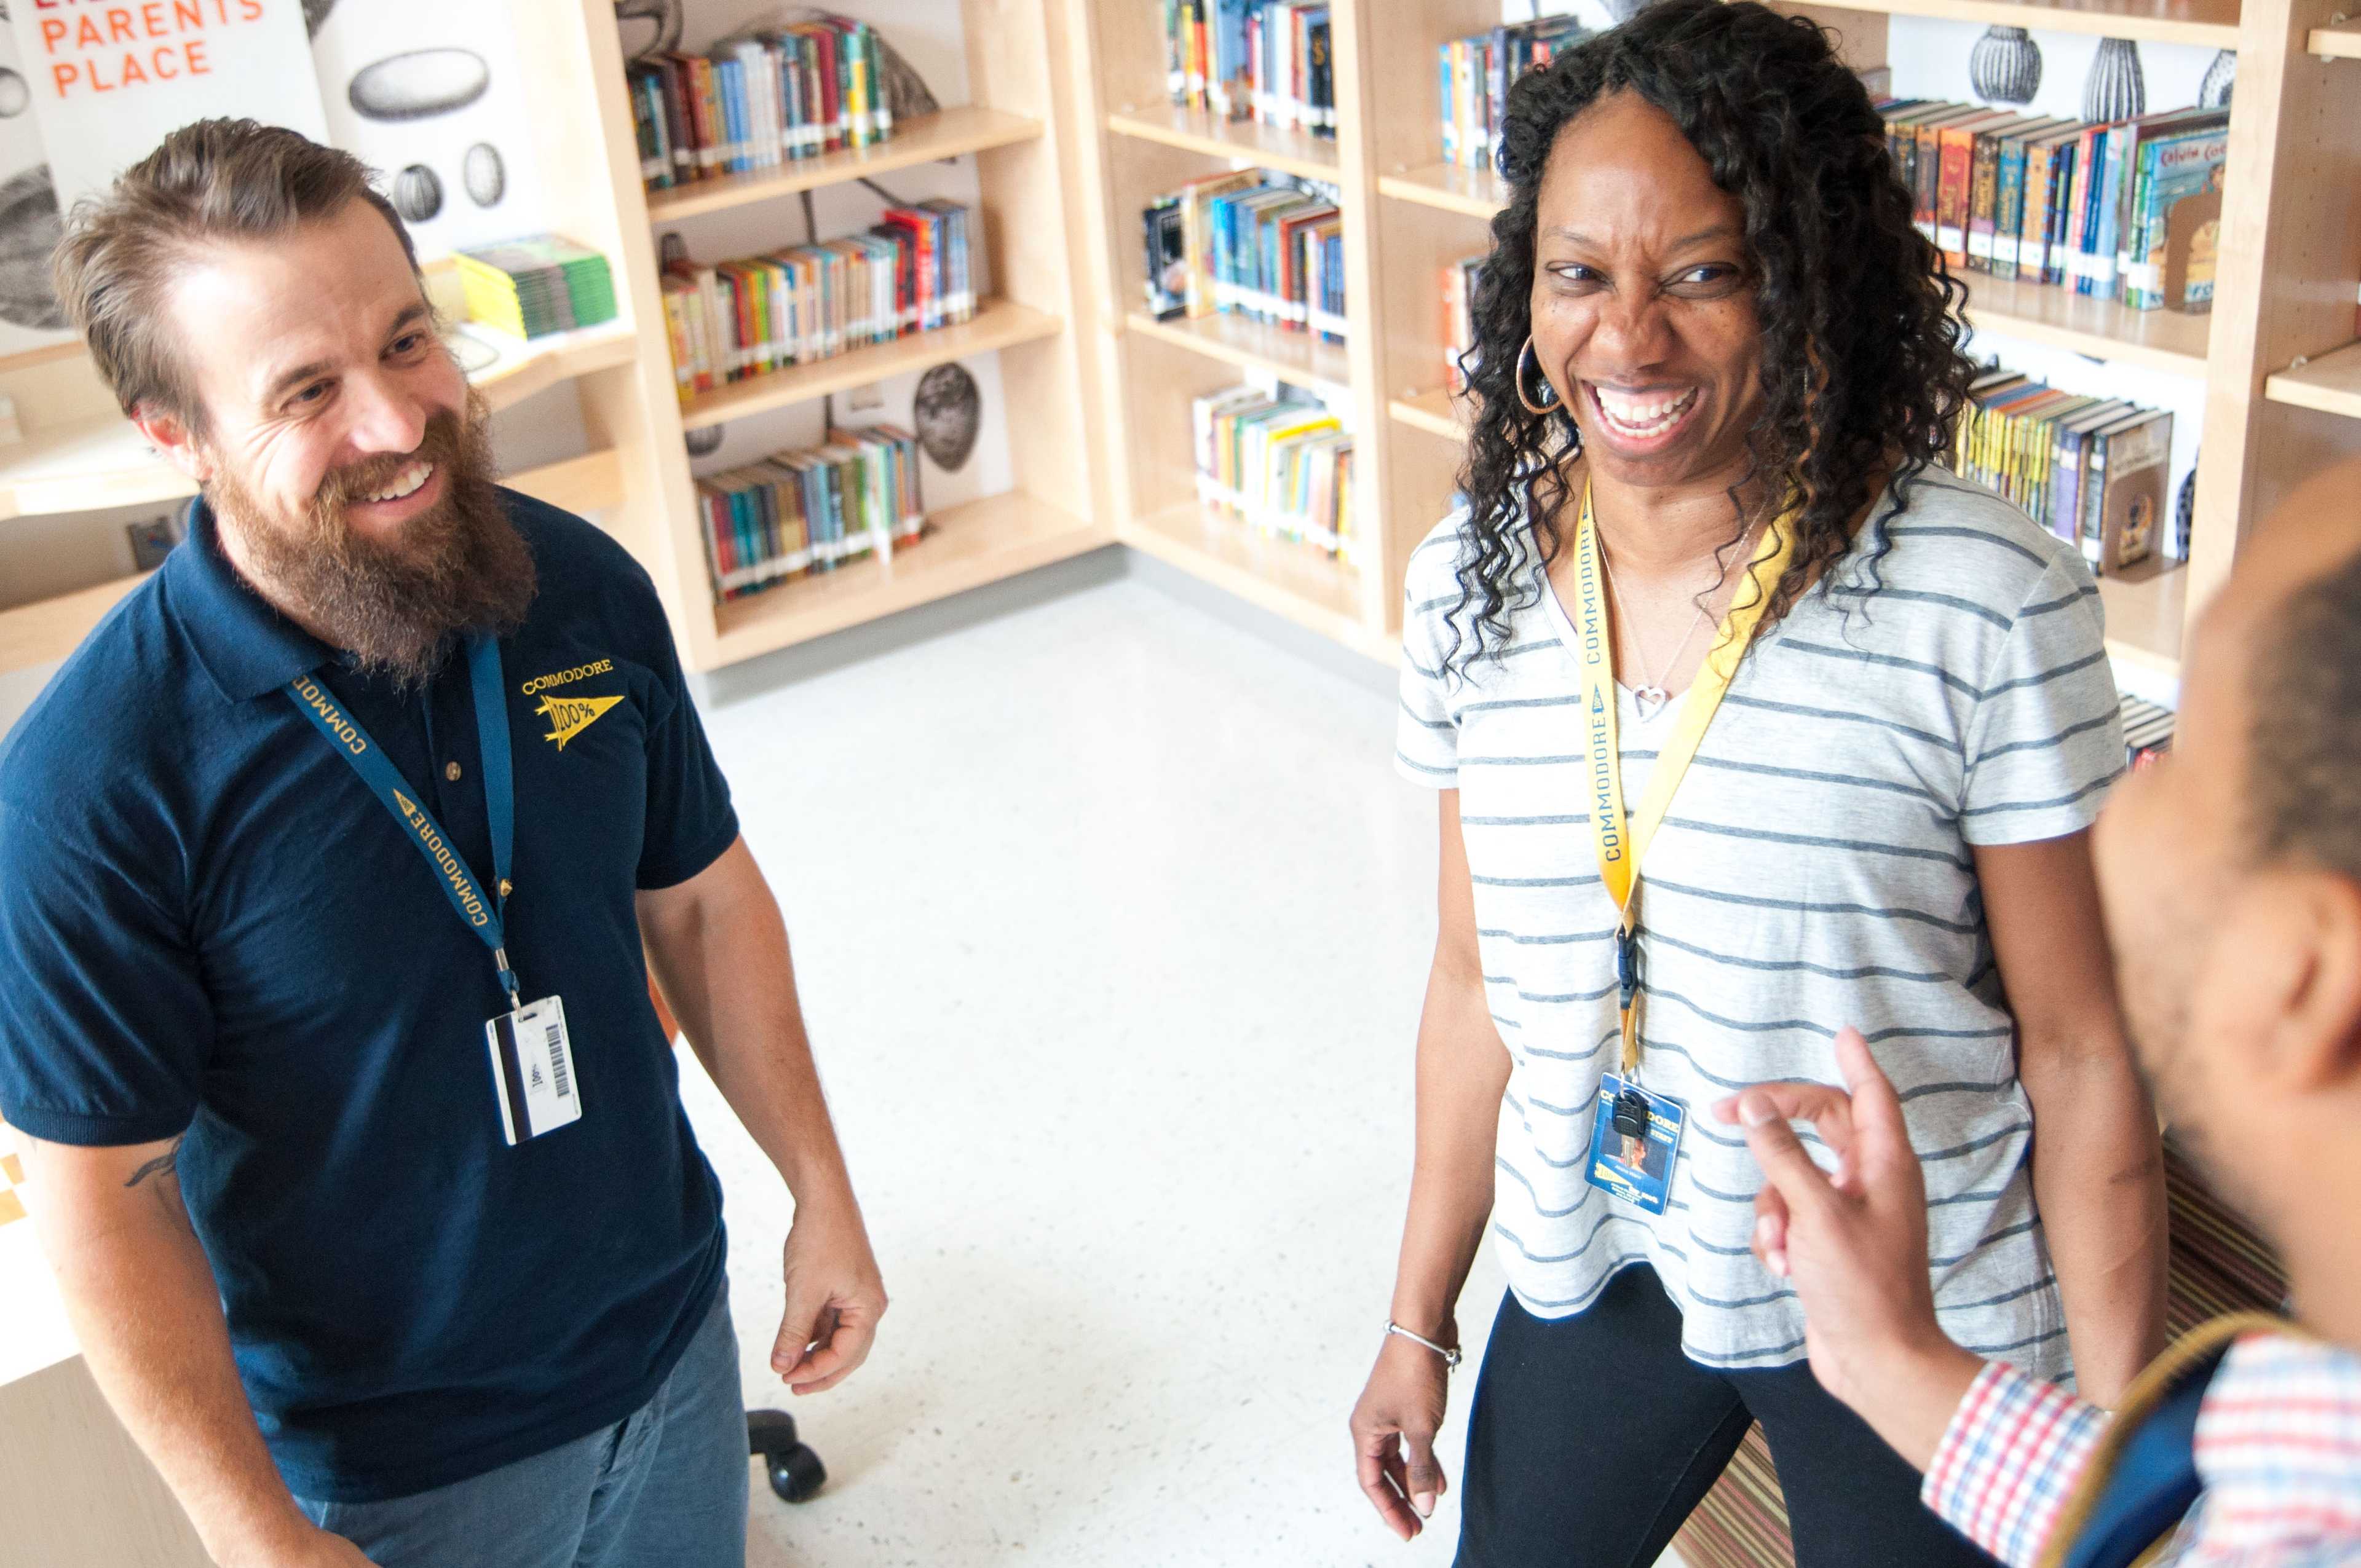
[1396,469,2124,1377]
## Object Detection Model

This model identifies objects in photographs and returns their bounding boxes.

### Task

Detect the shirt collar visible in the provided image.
[172,495,334,703]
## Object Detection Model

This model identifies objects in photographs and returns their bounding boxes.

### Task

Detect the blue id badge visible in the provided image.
[1584,1073,1684,1215]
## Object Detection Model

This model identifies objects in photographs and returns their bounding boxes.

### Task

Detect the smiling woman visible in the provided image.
[1349,4,2170,1564]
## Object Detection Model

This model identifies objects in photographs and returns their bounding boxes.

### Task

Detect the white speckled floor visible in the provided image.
[676,568,1674,1567]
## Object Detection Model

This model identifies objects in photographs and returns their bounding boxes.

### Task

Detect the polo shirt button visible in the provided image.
[445,762,462,782]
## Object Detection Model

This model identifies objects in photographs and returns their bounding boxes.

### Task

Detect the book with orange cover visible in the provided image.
[1936,110,2023,267]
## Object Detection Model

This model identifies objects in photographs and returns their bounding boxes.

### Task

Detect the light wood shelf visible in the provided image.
[0,326,636,526]
[1105,102,1341,183]
[644,106,1045,223]
[1961,275,2212,378]
[0,449,627,677]
[1120,502,1383,658]
[0,573,149,676]
[2097,562,2189,679]
[1388,387,1468,439]
[2309,19,2361,55]
[709,489,1110,662]
[1378,162,1509,221]
[678,299,1064,431]
[1124,310,1353,390]
[1803,0,2240,47]
[2262,339,2361,419]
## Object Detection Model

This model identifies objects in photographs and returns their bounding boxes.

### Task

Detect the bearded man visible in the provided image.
[0,119,885,1568]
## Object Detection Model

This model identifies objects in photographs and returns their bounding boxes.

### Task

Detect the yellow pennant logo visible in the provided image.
[535,693,624,750]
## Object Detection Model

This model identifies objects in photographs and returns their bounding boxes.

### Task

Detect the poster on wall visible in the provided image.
[10,0,328,211]
[1,0,326,360]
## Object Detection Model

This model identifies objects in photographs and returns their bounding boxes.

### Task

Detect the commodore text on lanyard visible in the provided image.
[283,636,583,1146]
[1575,482,1792,1214]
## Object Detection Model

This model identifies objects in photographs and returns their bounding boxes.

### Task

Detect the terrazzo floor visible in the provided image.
[677,567,1677,1567]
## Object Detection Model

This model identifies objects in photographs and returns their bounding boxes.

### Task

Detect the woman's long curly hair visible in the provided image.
[1445,0,1975,675]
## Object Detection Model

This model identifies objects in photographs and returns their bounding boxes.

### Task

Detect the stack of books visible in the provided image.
[2120,694,2175,772]
[630,18,892,191]
[662,202,973,406]
[1141,170,1345,341]
[694,426,925,602]
[1192,386,1355,560]
[1160,1,1337,139]
[454,236,618,339]
[1436,15,1588,173]
[1881,99,2230,311]
[1952,368,2175,575]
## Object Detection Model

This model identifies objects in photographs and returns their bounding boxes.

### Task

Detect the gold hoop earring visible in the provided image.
[1514,335,1559,416]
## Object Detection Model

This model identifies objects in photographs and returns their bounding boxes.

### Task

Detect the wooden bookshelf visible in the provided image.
[708,489,1110,662]
[0,572,149,676]
[1377,163,1509,221]
[1805,0,2240,47]
[1124,310,1354,390]
[2309,18,2361,56]
[678,299,1065,430]
[1105,102,1342,183]
[1388,387,1466,440]
[644,106,1045,222]
[1962,275,2212,379]
[2262,339,2361,420]
[0,449,627,677]
[2097,562,2189,678]
[1125,501,1382,656]
[0,325,636,525]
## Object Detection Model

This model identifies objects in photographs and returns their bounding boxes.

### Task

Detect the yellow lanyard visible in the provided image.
[1575,482,1794,1073]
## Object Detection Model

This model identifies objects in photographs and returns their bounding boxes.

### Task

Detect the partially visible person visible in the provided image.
[0,120,884,1568]
[1725,460,2361,1566]
[1350,3,2165,1562]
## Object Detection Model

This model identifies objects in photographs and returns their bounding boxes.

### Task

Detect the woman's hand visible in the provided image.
[1350,1328,1455,1541]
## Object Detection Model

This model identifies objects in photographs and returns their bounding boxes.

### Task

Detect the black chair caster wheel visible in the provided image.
[766,1441,826,1503]
[747,1408,826,1503]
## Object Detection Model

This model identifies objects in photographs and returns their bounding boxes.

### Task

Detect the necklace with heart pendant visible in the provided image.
[1599,513,1764,719]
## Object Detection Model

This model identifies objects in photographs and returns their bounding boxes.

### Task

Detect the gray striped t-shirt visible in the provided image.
[1395,469,2125,1377]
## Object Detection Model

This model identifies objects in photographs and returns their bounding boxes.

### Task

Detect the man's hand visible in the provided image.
[236,1524,379,1567]
[1712,1026,1984,1470]
[772,1201,886,1395]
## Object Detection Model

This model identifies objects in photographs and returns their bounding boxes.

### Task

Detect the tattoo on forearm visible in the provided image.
[123,1135,184,1190]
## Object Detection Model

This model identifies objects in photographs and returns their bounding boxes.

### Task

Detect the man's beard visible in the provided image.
[208,390,536,687]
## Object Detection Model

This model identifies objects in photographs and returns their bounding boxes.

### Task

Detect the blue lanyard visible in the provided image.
[283,636,521,1007]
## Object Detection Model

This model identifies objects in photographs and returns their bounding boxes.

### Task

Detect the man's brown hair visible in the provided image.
[50,117,417,436]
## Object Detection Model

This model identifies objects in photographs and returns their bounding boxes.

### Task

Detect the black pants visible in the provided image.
[1456,1267,2001,1568]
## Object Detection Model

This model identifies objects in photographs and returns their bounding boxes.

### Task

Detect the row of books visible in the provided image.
[695,427,925,602]
[1160,1,1337,138]
[660,202,974,406]
[1882,98,2229,311]
[1952,368,2176,574]
[1436,15,1588,173]
[1192,387,1355,559]
[628,18,892,192]
[1142,170,1346,341]
[455,235,617,340]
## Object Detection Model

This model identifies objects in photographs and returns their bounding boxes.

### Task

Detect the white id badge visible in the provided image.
[484,996,583,1144]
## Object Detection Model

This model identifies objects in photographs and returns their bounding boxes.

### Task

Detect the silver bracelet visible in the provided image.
[1385,1320,1463,1371]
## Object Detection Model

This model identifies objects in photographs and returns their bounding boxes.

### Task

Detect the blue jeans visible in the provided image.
[298,1284,749,1568]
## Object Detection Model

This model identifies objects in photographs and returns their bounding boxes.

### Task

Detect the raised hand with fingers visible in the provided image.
[1711,1026,1985,1470]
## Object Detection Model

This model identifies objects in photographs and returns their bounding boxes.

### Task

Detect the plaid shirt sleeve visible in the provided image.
[1923,1360,2116,1567]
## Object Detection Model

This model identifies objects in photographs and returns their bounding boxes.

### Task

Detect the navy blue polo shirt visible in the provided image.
[0,490,740,1502]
